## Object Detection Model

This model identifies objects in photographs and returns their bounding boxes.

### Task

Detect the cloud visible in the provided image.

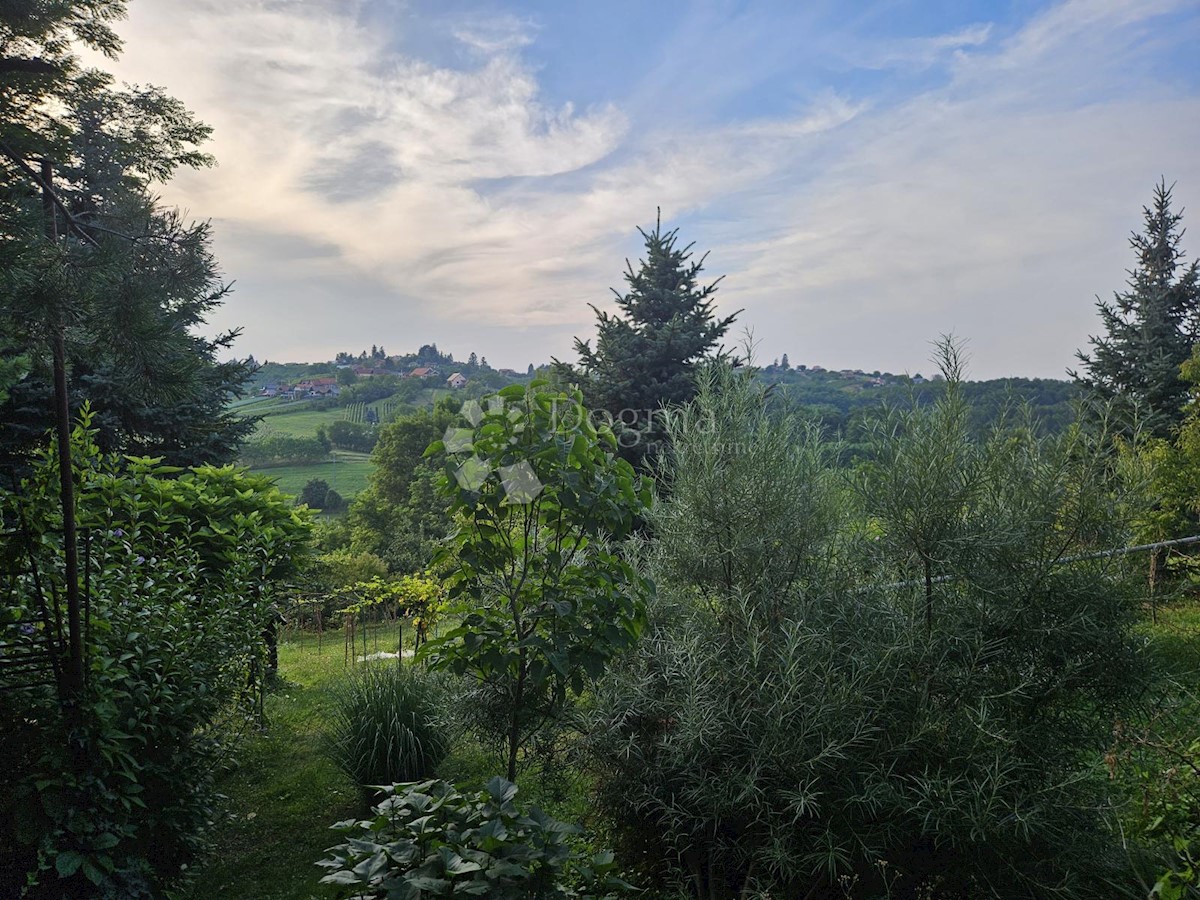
[113,0,629,319]
[452,14,536,54]
[108,0,1200,378]
[851,23,994,70]
[714,0,1200,376]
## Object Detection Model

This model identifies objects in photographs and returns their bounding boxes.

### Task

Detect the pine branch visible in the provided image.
[0,57,62,76]
[0,139,99,247]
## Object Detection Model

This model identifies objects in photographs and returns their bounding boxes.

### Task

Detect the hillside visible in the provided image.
[233,350,1081,510]
[234,353,532,506]
[766,366,1081,436]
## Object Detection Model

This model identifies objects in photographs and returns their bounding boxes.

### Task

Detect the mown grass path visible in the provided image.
[184,632,362,900]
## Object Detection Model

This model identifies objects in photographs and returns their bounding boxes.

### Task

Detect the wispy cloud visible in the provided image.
[850,22,993,70]
[453,13,537,54]
[114,0,629,328]
[109,0,1200,376]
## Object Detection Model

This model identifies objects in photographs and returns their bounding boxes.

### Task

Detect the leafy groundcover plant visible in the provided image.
[317,777,633,899]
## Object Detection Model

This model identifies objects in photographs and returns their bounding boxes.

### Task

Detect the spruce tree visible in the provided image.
[0,3,256,468]
[557,212,739,462]
[1073,181,1200,439]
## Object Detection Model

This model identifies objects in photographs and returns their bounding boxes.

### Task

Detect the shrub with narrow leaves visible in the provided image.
[587,356,1145,898]
[317,777,632,899]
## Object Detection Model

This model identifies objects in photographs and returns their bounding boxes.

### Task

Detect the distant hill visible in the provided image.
[241,350,1081,442]
[761,366,1081,437]
[232,351,534,507]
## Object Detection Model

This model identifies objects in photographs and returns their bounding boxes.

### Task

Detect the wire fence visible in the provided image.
[882,534,1200,592]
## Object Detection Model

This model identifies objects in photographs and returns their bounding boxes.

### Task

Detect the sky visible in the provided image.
[107,0,1200,379]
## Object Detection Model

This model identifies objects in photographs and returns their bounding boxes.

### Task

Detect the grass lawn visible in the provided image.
[259,453,373,500]
[183,631,361,900]
[185,622,589,899]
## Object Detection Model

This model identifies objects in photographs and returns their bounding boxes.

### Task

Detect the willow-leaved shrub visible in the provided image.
[586,355,1144,899]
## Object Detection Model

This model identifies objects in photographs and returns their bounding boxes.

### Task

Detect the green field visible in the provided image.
[228,396,278,412]
[260,453,373,500]
[239,396,404,501]
[254,409,346,439]
[250,393,415,437]
[236,387,456,504]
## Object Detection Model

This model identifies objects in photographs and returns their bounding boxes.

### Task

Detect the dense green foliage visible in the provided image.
[316,547,390,589]
[0,1,256,470]
[769,367,1082,440]
[370,402,461,507]
[298,477,334,510]
[556,215,739,463]
[341,402,461,573]
[327,419,378,453]
[585,359,1144,898]
[422,382,651,781]
[325,666,451,795]
[1111,689,1200,899]
[240,433,330,467]
[1118,345,1200,553]
[1074,181,1200,439]
[0,413,312,897]
[318,777,631,899]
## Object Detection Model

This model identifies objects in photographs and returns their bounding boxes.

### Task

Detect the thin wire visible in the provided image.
[881,534,1200,591]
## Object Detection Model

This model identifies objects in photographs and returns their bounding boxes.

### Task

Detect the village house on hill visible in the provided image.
[267,376,340,400]
[407,366,439,378]
[297,377,340,398]
[447,372,467,389]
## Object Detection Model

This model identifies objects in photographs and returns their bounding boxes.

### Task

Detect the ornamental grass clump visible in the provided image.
[325,664,451,793]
